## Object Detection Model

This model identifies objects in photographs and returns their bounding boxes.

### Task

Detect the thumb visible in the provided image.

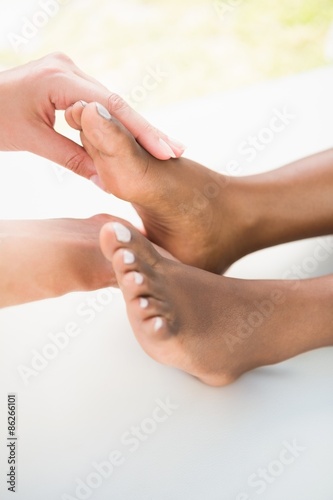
[29,126,98,181]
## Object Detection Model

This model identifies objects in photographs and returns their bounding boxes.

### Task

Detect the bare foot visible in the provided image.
[66,101,254,274]
[99,222,333,386]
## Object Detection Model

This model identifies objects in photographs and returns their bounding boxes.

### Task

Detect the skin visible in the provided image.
[0,53,184,183]
[0,216,174,308]
[2,63,332,383]
[100,221,333,386]
[67,101,333,273]
[64,101,333,385]
[0,216,116,308]
[0,53,183,307]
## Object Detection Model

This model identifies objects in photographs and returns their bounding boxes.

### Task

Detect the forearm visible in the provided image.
[238,149,333,253]
[0,217,117,308]
[0,220,81,308]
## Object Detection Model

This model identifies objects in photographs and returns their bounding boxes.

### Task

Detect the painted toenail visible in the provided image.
[158,138,177,159]
[112,222,131,243]
[123,250,135,264]
[133,272,144,285]
[154,317,164,332]
[139,297,148,309]
[96,102,112,121]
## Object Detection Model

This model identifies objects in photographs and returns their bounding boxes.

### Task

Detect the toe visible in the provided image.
[114,262,151,301]
[80,102,133,157]
[100,221,161,268]
[132,295,169,321]
[79,102,149,199]
[114,261,171,342]
[137,296,167,316]
[128,301,172,347]
[99,220,174,349]
[139,315,169,338]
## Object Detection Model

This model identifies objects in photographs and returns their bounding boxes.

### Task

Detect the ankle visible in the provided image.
[222,176,264,261]
[230,174,285,257]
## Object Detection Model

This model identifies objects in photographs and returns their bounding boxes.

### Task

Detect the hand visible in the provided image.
[0,53,185,182]
[0,215,118,307]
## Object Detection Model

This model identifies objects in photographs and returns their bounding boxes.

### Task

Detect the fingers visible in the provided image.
[61,80,185,160]
[36,53,186,162]
[105,93,185,160]
[28,124,101,183]
[64,100,85,130]
[65,98,186,163]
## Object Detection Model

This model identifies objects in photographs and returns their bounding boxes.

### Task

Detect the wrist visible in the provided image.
[0,222,83,306]
[0,218,116,308]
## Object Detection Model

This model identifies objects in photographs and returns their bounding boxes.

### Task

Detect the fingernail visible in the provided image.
[111,222,131,243]
[90,174,105,190]
[139,297,148,309]
[167,136,187,152]
[133,272,144,285]
[158,138,176,159]
[123,250,135,264]
[154,317,164,332]
[96,102,112,121]
[80,100,87,107]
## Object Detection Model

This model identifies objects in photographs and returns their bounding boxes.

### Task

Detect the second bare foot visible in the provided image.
[99,222,333,386]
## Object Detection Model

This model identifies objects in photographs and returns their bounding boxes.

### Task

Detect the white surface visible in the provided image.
[1,67,333,500]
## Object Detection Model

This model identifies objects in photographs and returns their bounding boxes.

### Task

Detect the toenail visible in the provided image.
[154,317,164,332]
[80,100,87,107]
[123,250,135,264]
[112,222,131,243]
[96,102,112,121]
[139,297,148,309]
[133,272,144,285]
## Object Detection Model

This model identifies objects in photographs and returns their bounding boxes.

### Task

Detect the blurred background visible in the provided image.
[1,0,333,111]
